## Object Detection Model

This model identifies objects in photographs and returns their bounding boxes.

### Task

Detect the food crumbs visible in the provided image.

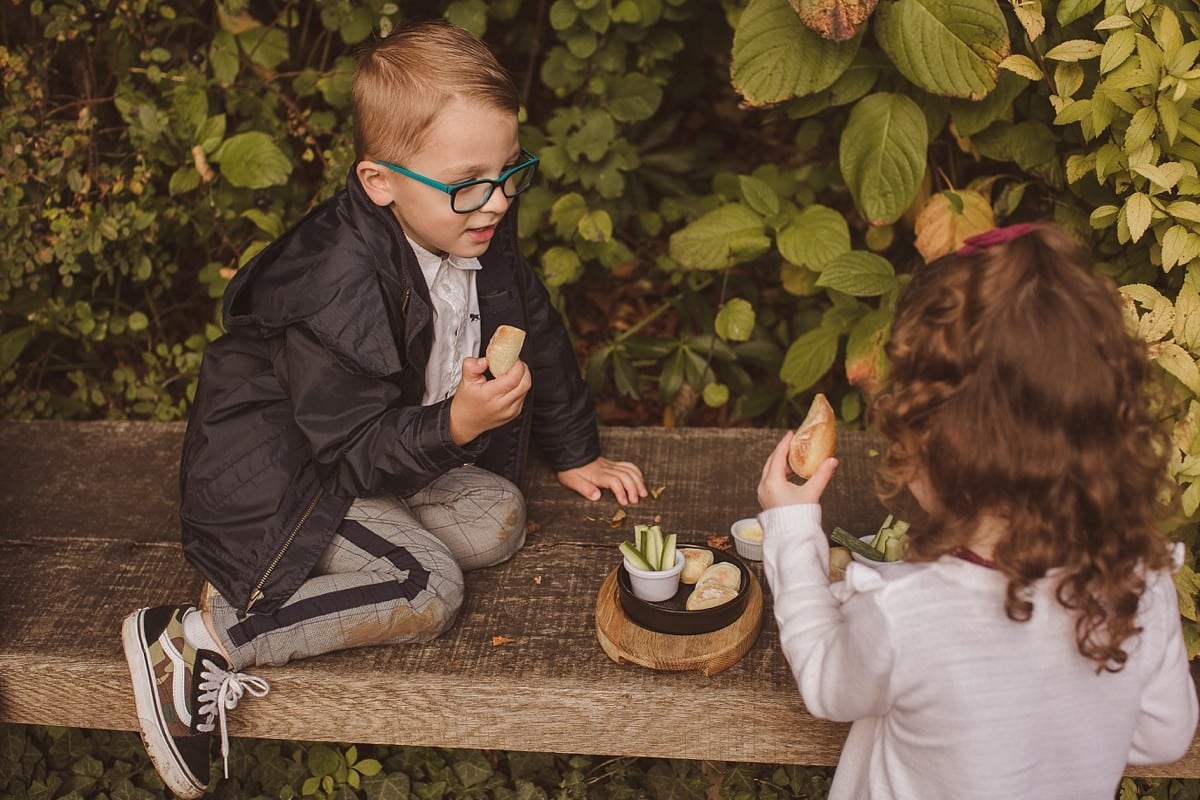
[491,636,515,646]
[524,520,542,535]
[650,485,666,500]
[609,509,627,527]
[707,534,732,551]
[533,575,542,585]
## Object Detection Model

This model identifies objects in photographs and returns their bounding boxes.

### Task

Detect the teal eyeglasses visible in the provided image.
[375,149,540,214]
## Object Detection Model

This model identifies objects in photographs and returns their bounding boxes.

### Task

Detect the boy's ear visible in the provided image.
[355,161,396,207]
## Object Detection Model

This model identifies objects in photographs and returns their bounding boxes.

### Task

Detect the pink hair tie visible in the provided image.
[957,222,1038,255]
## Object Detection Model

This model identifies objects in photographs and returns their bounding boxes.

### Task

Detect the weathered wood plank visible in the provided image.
[0,420,1196,778]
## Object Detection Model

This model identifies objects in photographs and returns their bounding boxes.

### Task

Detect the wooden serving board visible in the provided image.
[594,567,763,676]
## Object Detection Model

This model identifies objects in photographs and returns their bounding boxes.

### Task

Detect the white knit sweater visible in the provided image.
[760,503,1198,800]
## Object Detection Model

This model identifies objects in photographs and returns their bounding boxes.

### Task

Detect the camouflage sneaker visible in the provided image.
[121,605,269,798]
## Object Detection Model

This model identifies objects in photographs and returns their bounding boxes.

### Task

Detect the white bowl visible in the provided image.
[730,517,764,561]
[623,550,685,602]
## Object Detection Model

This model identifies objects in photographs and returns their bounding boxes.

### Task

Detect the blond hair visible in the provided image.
[352,20,519,162]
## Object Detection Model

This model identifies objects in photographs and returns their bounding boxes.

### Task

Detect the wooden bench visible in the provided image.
[1,420,1197,778]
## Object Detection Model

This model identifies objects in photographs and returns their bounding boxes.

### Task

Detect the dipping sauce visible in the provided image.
[736,522,763,543]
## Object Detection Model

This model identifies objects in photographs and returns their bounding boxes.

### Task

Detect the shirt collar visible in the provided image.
[406,236,481,285]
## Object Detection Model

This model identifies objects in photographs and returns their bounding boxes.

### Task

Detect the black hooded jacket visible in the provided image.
[179,169,600,615]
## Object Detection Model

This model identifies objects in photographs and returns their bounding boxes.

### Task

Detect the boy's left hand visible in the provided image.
[757,431,837,511]
[558,457,647,506]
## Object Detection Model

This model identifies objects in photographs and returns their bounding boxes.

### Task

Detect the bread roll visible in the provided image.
[680,548,714,584]
[788,392,837,479]
[686,584,738,611]
[486,325,526,376]
[695,562,741,591]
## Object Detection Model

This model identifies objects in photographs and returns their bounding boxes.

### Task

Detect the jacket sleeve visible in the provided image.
[761,503,897,722]
[1126,551,1199,765]
[518,255,600,472]
[277,324,485,497]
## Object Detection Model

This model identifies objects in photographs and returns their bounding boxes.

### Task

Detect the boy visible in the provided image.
[121,20,646,799]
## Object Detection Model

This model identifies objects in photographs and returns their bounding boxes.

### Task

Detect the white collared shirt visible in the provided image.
[407,237,482,405]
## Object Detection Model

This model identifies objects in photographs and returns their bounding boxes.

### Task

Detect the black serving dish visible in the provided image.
[616,544,750,635]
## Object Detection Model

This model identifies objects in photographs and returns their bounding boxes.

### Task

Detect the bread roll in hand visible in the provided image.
[486,325,526,377]
[788,392,837,479]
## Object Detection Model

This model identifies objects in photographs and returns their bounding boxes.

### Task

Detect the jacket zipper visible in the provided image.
[245,486,324,613]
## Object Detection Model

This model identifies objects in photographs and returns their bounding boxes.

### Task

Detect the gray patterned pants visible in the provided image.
[209,466,526,669]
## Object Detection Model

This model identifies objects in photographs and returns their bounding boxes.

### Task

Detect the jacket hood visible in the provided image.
[222,169,423,377]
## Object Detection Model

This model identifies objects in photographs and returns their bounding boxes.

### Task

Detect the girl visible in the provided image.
[757,223,1198,799]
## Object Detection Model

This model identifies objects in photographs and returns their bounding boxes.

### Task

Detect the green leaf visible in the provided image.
[607,73,662,122]
[776,204,852,269]
[874,0,1009,100]
[780,324,840,393]
[209,30,239,85]
[839,93,928,225]
[307,743,342,778]
[715,298,756,342]
[540,246,584,286]
[213,132,292,189]
[577,210,613,243]
[739,175,780,216]
[731,0,862,106]
[702,382,730,407]
[668,203,768,270]
[816,250,898,296]
[0,326,35,374]
[238,27,289,69]
[1056,0,1103,26]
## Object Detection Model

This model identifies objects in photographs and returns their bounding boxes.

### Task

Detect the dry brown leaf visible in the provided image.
[790,0,878,42]
[913,190,995,263]
[491,636,515,646]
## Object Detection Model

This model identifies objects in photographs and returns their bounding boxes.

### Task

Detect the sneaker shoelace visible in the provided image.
[195,659,271,777]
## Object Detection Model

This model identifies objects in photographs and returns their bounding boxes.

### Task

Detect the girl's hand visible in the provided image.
[557,457,648,506]
[757,431,838,511]
[449,357,531,445]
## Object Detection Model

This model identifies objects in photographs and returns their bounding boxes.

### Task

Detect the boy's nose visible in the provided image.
[480,187,511,214]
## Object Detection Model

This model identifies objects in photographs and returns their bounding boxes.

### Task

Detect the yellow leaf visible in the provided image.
[912,190,994,263]
[1009,1,1045,42]
[1122,192,1154,242]
[1173,283,1200,350]
[999,54,1043,80]
[1149,340,1200,394]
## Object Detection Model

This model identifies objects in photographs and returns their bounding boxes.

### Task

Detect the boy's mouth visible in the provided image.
[466,224,496,244]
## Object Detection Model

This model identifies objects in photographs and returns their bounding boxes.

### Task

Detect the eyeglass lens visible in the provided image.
[450,161,537,213]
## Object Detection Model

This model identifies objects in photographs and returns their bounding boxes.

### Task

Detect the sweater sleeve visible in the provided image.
[1127,551,1199,765]
[760,503,897,722]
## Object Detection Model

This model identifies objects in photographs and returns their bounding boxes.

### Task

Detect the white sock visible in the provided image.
[182,608,225,657]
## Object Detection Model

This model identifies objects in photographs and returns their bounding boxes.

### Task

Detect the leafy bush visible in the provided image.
[0,723,837,799]
[664,0,1200,654]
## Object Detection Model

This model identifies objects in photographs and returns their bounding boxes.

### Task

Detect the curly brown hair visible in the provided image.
[871,222,1177,672]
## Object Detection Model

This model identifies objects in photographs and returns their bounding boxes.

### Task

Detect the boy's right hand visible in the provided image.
[757,430,837,511]
[449,356,531,445]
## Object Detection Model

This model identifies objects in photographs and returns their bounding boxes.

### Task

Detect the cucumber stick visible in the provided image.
[619,541,654,571]
[830,526,886,561]
[619,524,678,571]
